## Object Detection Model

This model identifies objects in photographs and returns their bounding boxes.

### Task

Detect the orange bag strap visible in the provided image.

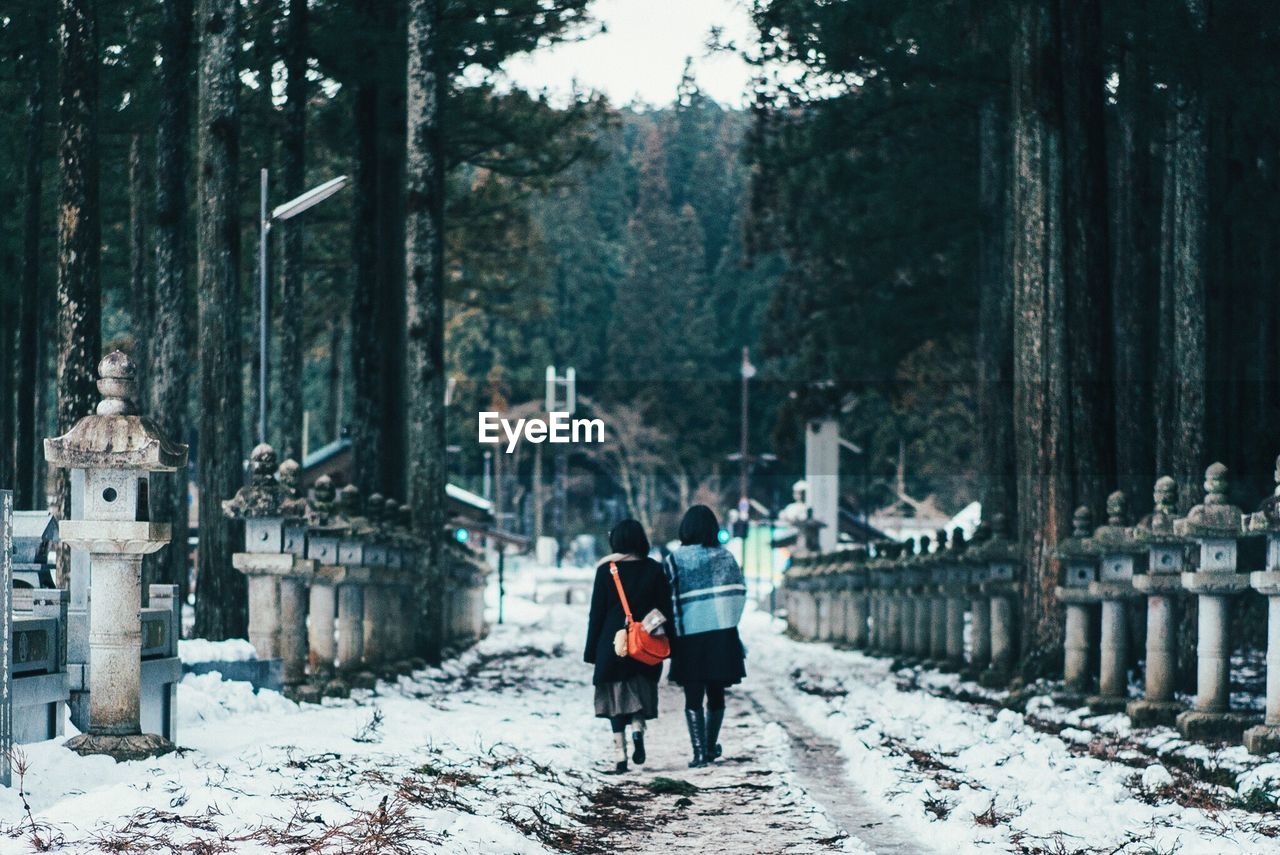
[609,562,635,625]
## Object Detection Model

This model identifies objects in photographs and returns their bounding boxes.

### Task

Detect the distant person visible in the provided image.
[584,519,673,774]
[664,505,748,767]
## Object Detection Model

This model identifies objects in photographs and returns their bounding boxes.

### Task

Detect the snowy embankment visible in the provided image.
[0,594,603,854]
[746,610,1280,853]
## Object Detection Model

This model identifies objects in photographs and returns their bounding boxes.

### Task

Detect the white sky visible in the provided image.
[502,0,757,108]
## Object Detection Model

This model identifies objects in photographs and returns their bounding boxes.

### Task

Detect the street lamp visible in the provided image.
[258,170,350,446]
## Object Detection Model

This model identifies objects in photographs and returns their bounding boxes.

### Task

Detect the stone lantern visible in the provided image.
[1128,477,1188,726]
[927,529,949,664]
[44,351,188,759]
[844,545,870,649]
[1055,506,1100,696]
[905,536,932,661]
[303,476,348,695]
[1244,456,1280,753]
[1173,463,1255,740]
[223,444,315,690]
[974,513,1021,687]
[942,528,968,671]
[335,485,377,688]
[1086,491,1144,712]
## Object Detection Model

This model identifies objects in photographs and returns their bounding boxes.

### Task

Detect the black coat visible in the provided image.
[584,557,673,685]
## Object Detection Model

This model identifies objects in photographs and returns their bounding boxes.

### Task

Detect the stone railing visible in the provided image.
[785,522,1021,689]
[226,448,491,702]
[780,459,1280,756]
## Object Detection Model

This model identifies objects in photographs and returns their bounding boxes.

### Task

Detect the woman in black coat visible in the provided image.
[584,519,673,773]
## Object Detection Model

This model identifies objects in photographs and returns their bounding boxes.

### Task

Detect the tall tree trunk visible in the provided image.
[194,0,247,639]
[16,6,48,510]
[350,39,381,496]
[148,0,195,598]
[377,6,409,501]
[129,135,152,388]
[1058,0,1112,516]
[1155,2,1208,512]
[976,94,1015,529]
[326,318,344,442]
[405,0,446,662]
[278,0,308,462]
[1110,17,1156,513]
[55,0,103,523]
[1009,0,1112,675]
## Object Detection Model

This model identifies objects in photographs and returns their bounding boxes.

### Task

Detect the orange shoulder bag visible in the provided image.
[610,562,671,666]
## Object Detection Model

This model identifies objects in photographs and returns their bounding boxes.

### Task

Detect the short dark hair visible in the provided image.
[609,518,650,557]
[678,505,721,547]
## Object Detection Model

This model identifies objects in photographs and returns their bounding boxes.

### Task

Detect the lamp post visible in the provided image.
[258,170,350,445]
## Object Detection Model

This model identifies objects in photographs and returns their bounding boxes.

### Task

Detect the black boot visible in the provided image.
[611,732,628,774]
[705,708,725,762]
[684,708,707,768]
[632,731,646,765]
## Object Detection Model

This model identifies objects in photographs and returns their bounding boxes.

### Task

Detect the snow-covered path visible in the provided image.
[2,587,1279,853]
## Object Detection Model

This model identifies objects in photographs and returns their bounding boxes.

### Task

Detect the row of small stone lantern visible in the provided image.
[781,460,1280,756]
[783,521,1021,688]
[1055,463,1280,753]
[224,444,472,702]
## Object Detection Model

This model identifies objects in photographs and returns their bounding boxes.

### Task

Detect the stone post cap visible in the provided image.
[276,458,309,519]
[1175,463,1244,539]
[969,513,1019,564]
[44,349,188,472]
[1136,476,1185,542]
[1055,505,1100,561]
[222,443,285,520]
[1247,454,1280,533]
[1089,490,1145,554]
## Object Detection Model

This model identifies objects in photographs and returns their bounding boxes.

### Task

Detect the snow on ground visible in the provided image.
[179,637,259,664]
[3,566,1280,853]
[746,610,1280,853]
[0,597,604,854]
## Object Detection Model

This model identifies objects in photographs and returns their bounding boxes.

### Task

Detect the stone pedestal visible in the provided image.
[1175,585,1255,739]
[1059,590,1096,693]
[969,595,991,670]
[1245,486,1280,753]
[337,567,371,671]
[928,595,947,662]
[849,590,869,648]
[1244,584,1280,753]
[983,595,1016,687]
[308,569,339,677]
[1128,574,1184,725]
[944,596,965,670]
[1088,590,1131,712]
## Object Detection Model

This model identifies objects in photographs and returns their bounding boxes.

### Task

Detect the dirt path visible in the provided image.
[744,672,934,855]
[582,680,859,854]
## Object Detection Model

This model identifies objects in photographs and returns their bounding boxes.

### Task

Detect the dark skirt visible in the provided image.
[594,676,660,719]
[669,627,747,687]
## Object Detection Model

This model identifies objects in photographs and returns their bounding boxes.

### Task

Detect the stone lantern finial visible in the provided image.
[1106,491,1128,527]
[1154,477,1177,516]
[277,458,308,519]
[1072,506,1093,538]
[1176,463,1243,538]
[95,351,138,416]
[337,483,362,518]
[222,443,284,519]
[367,492,386,524]
[1205,463,1229,505]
